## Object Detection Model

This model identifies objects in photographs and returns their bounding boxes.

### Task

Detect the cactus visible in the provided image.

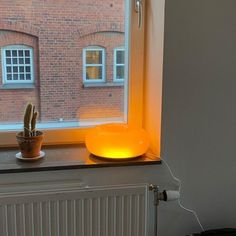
[23,103,33,137]
[23,103,39,137]
[31,111,38,137]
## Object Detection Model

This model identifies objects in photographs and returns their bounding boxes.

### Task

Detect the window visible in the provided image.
[83,47,105,83]
[0,0,147,147]
[114,48,125,81]
[2,45,34,84]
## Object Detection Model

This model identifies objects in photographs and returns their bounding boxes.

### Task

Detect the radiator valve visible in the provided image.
[161,190,180,201]
[149,185,180,204]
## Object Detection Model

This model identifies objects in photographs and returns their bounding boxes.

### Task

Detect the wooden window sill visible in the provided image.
[0,144,161,174]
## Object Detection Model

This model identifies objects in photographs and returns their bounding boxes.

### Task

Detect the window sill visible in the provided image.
[0,84,35,90]
[83,82,124,88]
[0,144,161,174]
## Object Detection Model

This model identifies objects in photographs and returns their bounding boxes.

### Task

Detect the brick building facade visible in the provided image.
[0,0,125,123]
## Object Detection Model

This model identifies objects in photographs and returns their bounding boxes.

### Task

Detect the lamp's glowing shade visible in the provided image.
[85,123,150,159]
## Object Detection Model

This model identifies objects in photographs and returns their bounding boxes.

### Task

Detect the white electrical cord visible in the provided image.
[148,153,205,232]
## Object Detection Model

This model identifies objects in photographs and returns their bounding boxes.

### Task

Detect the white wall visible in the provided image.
[145,0,236,235]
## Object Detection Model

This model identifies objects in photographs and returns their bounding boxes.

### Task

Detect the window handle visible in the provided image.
[135,0,143,29]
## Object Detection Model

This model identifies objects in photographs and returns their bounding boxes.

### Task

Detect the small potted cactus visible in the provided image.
[16,103,43,158]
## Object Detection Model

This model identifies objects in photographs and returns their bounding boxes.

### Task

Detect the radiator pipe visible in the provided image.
[149,184,159,236]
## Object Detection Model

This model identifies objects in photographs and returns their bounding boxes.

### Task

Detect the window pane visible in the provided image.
[5,50,11,57]
[26,74,31,80]
[13,74,18,80]
[19,66,24,72]
[86,50,103,64]
[117,50,125,64]
[116,66,124,80]
[19,58,24,64]
[12,50,17,56]
[7,74,12,80]
[86,66,102,80]
[25,58,30,64]
[13,66,18,73]
[24,50,30,57]
[25,66,31,72]
[0,0,126,125]
[6,67,11,73]
[12,58,17,64]
[18,50,24,57]
[6,58,11,64]
[20,74,25,80]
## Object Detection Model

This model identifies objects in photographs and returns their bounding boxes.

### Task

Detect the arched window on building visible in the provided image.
[114,47,125,82]
[83,46,105,83]
[1,45,34,84]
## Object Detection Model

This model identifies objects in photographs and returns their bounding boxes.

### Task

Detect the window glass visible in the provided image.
[116,66,125,80]
[86,66,103,80]
[86,50,103,64]
[114,48,125,81]
[84,48,105,82]
[0,0,127,127]
[2,47,33,84]
[117,50,125,64]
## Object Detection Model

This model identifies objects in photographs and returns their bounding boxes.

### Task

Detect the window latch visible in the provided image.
[135,0,143,29]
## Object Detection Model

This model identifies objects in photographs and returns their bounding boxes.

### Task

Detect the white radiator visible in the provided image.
[0,183,149,236]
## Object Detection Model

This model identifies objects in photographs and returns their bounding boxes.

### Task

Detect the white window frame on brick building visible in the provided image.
[114,47,125,82]
[1,45,34,85]
[83,46,105,83]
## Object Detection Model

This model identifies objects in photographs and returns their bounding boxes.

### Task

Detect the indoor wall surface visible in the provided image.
[145,0,236,235]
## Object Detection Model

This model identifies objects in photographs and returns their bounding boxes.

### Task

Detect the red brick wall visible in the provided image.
[0,30,40,122]
[0,0,124,123]
[76,32,124,120]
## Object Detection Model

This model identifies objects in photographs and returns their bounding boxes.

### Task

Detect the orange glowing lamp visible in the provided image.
[85,123,150,159]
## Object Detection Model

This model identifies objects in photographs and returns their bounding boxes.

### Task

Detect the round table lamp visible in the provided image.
[85,123,150,160]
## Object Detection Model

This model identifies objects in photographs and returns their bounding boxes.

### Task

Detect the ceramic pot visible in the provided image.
[16,131,43,158]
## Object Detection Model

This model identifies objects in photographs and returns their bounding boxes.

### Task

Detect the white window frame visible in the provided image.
[114,47,125,82]
[83,46,105,83]
[1,45,34,84]
[0,0,156,147]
